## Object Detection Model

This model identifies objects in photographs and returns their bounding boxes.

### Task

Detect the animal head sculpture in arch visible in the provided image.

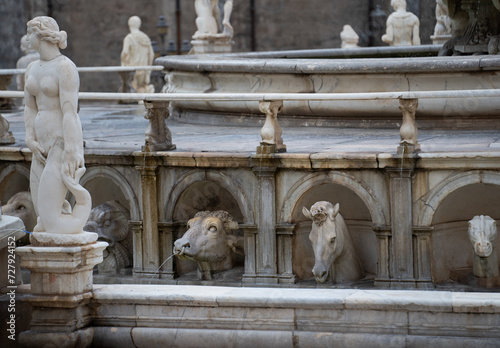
[280,171,388,227]
[303,201,365,283]
[79,166,140,222]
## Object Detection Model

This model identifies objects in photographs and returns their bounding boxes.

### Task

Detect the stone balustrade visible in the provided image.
[1,88,500,154]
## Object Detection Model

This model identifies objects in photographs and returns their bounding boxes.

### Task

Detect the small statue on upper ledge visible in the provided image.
[382,0,421,46]
[121,16,154,93]
[191,0,234,54]
[193,0,234,40]
[24,16,91,235]
[431,0,452,44]
[16,35,40,91]
[340,25,359,48]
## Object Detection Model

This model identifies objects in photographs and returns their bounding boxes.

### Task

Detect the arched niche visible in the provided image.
[0,163,30,203]
[165,170,253,224]
[290,182,376,281]
[80,167,140,221]
[172,180,244,222]
[171,179,245,277]
[430,183,500,283]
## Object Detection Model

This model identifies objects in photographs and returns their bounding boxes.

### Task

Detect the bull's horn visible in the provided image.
[225,220,239,230]
[302,206,312,220]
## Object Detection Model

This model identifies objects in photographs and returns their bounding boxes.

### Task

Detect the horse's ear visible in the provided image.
[331,203,340,219]
[302,206,312,220]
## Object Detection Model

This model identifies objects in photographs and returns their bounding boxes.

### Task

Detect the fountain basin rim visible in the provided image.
[155,46,500,74]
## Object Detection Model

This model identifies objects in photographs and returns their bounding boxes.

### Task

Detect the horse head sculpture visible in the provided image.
[468,215,499,281]
[303,201,364,284]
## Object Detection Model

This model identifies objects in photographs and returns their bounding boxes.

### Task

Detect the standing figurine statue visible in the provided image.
[382,0,421,46]
[193,0,234,39]
[434,0,452,36]
[24,16,91,235]
[16,34,40,91]
[340,25,359,48]
[121,16,154,93]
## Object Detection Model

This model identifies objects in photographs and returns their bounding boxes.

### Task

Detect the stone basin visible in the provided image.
[156,46,500,129]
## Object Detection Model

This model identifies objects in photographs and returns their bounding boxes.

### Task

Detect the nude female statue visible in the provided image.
[24,16,91,235]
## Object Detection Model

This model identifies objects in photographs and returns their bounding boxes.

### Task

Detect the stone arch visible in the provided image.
[164,169,254,224]
[0,163,31,202]
[280,171,388,226]
[80,166,140,221]
[418,170,500,227]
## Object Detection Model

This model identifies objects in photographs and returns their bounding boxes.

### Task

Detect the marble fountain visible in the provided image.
[1,2,500,347]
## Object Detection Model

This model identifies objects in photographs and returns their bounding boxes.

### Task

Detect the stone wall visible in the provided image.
[0,0,24,69]
[4,0,439,92]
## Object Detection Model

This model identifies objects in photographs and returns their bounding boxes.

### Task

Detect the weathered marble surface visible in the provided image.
[91,284,500,347]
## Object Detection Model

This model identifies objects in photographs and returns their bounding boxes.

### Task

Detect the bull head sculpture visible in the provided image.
[173,210,242,280]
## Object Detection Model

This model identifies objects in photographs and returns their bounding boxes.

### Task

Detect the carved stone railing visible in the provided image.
[2,89,500,154]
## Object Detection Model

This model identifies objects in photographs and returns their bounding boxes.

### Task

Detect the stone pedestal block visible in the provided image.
[16,233,106,348]
[190,38,233,54]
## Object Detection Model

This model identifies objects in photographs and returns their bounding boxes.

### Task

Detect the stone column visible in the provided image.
[158,222,178,279]
[142,101,176,152]
[136,155,160,277]
[413,226,434,289]
[388,168,416,289]
[130,220,143,277]
[241,224,258,283]
[252,165,279,284]
[17,233,107,348]
[373,225,392,287]
[276,224,296,284]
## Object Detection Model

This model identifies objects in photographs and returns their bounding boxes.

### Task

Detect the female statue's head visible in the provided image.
[27,16,67,49]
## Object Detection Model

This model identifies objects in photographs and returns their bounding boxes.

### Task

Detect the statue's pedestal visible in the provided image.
[16,232,107,348]
[190,37,233,54]
[430,34,451,45]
